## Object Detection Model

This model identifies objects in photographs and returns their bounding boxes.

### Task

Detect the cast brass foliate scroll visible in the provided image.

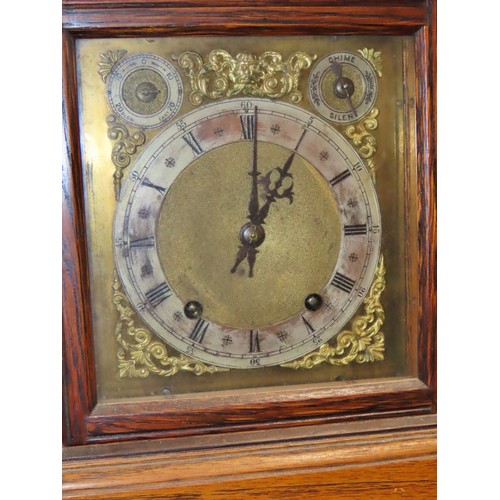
[280,255,385,370]
[358,48,383,77]
[174,50,317,105]
[98,49,127,83]
[344,107,379,181]
[106,115,146,200]
[113,273,228,378]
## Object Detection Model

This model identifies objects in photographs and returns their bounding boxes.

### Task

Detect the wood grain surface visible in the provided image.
[62,0,437,447]
[63,416,437,499]
[62,1,437,496]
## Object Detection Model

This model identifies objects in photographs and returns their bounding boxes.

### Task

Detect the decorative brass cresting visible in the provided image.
[113,273,228,378]
[110,47,386,377]
[174,50,317,105]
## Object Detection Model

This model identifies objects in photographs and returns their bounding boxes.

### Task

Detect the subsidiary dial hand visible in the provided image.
[331,60,357,118]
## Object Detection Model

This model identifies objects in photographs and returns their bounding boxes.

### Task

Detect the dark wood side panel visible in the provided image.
[62,30,97,445]
[62,0,437,445]
[414,1,437,409]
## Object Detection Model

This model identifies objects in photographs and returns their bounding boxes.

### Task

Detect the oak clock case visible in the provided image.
[77,36,414,399]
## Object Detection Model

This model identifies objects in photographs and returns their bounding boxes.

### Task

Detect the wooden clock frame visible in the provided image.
[62,0,436,497]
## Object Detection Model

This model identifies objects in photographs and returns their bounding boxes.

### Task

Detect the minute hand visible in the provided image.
[256,151,295,224]
[247,107,260,224]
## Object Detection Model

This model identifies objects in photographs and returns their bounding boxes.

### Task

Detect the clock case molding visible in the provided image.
[62,0,436,484]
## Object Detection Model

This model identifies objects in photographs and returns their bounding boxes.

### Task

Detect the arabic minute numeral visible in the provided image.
[312,334,323,345]
[240,100,254,111]
[250,355,261,367]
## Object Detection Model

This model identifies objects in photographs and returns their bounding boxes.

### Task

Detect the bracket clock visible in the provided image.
[62,1,436,497]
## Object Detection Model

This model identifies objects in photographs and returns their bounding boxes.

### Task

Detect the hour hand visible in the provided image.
[256,152,296,224]
[230,242,258,278]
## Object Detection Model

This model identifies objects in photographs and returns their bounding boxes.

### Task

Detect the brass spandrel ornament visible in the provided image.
[113,272,228,378]
[280,255,385,370]
[106,115,146,200]
[174,50,316,105]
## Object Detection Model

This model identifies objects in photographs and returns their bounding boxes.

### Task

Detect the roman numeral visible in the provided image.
[145,282,172,308]
[240,114,255,140]
[249,330,261,353]
[129,236,155,248]
[182,131,203,156]
[189,318,209,344]
[142,178,166,194]
[301,315,315,335]
[331,272,356,293]
[344,224,367,236]
[329,169,351,187]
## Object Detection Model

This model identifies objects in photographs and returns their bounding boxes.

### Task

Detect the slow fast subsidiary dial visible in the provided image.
[114,98,381,368]
[107,52,183,129]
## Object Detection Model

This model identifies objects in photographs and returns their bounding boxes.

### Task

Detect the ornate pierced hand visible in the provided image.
[231,106,263,277]
[231,109,296,278]
[256,151,295,224]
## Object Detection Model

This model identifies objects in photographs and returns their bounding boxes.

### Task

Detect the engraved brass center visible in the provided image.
[122,69,168,115]
[157,142,341,330]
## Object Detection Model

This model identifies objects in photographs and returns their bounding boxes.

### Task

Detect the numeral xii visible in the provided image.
[240,114,255,140]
